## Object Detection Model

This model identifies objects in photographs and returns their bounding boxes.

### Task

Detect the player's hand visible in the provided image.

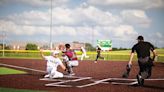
[128,62,132,66]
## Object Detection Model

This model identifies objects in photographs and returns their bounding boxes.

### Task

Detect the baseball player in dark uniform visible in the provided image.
[94,45,105,63]
[128,35,157,86]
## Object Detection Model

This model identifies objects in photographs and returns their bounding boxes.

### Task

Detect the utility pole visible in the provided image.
[2,31,6,57]
[50,0,53,50]
[91,26,94,46]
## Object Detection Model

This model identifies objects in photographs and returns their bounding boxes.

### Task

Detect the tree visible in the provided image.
[0,43,10,50]
[25,43,38,50]
[85,43,96,51]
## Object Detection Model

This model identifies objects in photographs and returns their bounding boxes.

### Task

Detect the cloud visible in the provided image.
[147,32,164,47]
[121,9,151,28]
[0,0,69,7]
[87,0,164,9]
[7,10,50,26]
[5,5,122,26]
[0,3,139,45]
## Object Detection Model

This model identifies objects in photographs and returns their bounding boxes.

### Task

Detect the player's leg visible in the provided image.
[94,54,99,63]
[81,53,85,60]
[51,71,64,78]
[44,66,53,78]
[62,55,71,74]
[67,60,79,75]
[70,60,79,67]
[99,55,105,60]
[50,67,64,78]
[137,62,145,86]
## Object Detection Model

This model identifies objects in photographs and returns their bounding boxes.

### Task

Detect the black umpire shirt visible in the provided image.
[132,41,155,58]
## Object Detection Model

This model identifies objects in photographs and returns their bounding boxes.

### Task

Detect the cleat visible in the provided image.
[44,74,50,78]
[137,75,144,86]
[69,73,75,76]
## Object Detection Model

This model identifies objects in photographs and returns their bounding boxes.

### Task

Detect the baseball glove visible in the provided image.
[122,64,132,78]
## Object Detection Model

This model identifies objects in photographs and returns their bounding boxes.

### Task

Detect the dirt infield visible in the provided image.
[0,58,164,92]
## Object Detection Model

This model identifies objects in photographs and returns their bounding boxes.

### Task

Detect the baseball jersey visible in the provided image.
[81,47,86,53]
[64,50,78,60]
[132,41,155,58]
[44,56,63,68]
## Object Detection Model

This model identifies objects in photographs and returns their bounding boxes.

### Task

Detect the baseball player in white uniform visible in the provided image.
[40,50,66,78]
[80,46,89,60]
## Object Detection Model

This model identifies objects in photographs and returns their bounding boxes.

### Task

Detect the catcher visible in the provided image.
[62,44,79,75]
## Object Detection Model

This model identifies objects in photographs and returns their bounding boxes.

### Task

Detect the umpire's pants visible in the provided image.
[138,57,153,79]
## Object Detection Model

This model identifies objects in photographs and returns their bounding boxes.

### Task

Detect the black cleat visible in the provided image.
[137,75,144,86]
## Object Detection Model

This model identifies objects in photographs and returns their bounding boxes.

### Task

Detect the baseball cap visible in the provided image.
[52,50,60,55]
[137,35,144,40]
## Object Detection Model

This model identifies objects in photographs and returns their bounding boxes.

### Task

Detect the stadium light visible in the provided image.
[50,0,53,50]
[2,31,6,57]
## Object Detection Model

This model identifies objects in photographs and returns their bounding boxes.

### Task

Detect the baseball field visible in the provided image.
[0,49,164,92]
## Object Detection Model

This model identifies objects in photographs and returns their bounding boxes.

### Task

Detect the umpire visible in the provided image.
[128,35,157,86]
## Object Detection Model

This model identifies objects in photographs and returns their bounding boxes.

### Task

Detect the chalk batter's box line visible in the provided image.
[111,81,138,85]
[40,75,92,81]
[1,63,164,87]
[44,77,164,88]
[77,78,164,88]
[45,77,92,87]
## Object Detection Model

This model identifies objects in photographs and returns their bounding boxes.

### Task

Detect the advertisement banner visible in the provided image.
[97,40,112,51]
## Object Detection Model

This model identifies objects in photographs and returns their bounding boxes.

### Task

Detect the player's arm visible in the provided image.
[152,49,157,61]
[40,49,46,59]
[60,63,67,71]
[128,53,134,65]
[128,46,135,65]
[58,60,67,71]
[150,43,158,61]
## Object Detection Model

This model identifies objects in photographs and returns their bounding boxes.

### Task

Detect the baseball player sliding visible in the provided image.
[40,50,66,78]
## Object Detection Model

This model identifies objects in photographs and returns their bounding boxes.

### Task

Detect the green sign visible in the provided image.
[97,40,112,50]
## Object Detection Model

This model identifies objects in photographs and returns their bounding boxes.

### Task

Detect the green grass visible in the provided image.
[0,49,164,62]
[0,87,46,92]
[0,67,27,75]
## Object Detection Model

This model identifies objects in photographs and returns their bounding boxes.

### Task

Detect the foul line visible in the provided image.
[0,63,46,73]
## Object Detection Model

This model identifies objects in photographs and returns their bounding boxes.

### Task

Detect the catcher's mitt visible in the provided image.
[122,64,132,78]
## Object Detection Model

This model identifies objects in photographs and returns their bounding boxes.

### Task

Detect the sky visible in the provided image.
[0,0,164,48]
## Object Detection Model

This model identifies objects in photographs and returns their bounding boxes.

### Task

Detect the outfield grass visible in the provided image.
[0,67,46,92]
[0,49,164,62]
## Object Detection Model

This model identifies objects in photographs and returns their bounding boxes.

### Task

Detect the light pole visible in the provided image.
[50,0,53,50]
[2,31,6,57]
[91,26,94,46]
